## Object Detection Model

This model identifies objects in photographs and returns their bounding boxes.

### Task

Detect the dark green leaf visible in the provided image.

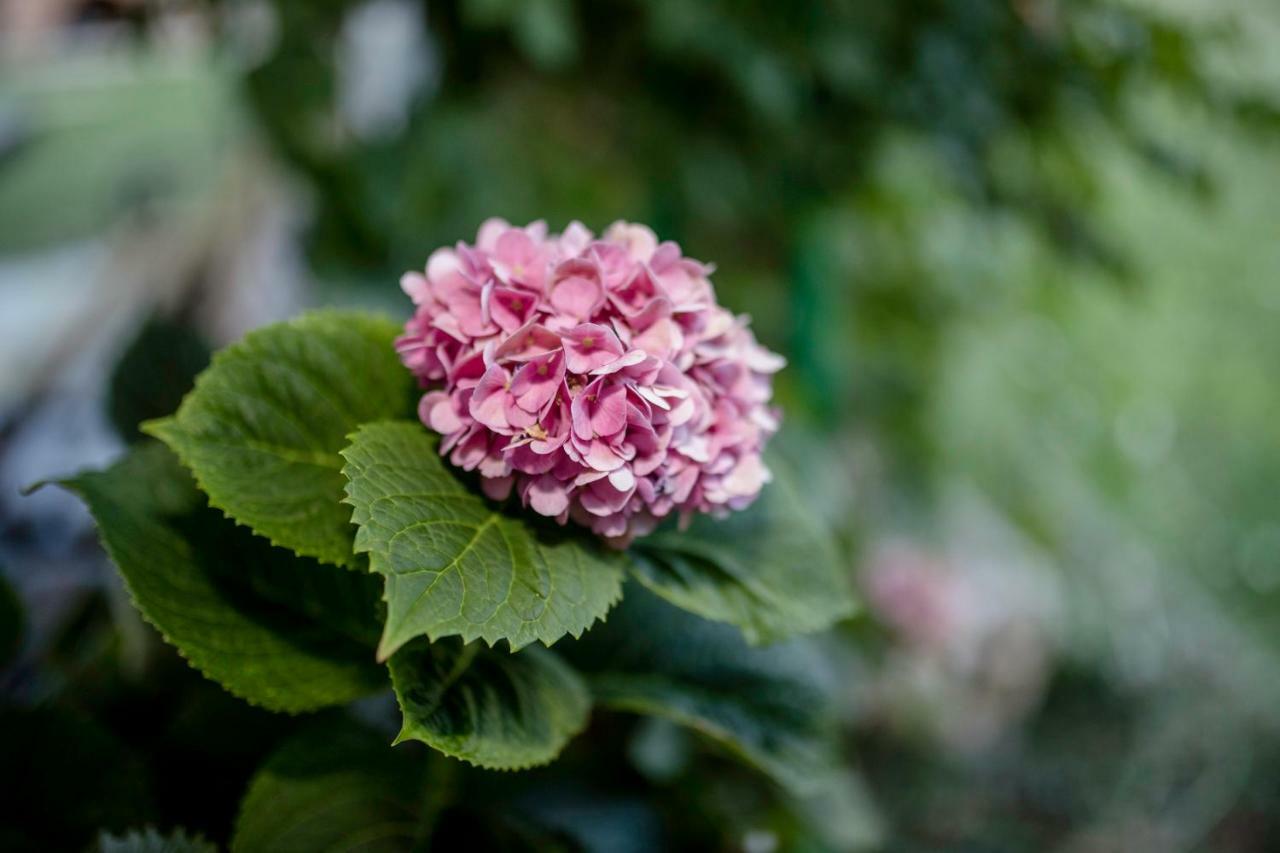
[633,449,856,644]
[108,315,210,443]
[341,421,625,657]
[0,707,153,851]
[389,637,590,770]
[60,443,387,712]
[565,584,842,796]
[145,310,416,567]
[233,717,424,853]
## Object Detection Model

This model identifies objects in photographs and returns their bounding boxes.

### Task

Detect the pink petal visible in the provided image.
[528,474,570,516]
[400,272,431,304]
[419,391,465,434]
[590,382,628,437]
[550,274,602,320]
[489,287,535,332]
[562,323,624,375]
[494,322,562,362]
[590,348,648,376]
[510,349,566,413]
[468,364,512,431]
[581,438,627,472]
[481,475,514,501]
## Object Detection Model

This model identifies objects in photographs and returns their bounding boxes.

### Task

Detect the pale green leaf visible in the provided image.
[144,310,416,567]
[632,448,856,644]
[60,443,387,712]
[564,584,842,796]
[341,421,625,657]
[233,717,423,853]
[389,637,590,770]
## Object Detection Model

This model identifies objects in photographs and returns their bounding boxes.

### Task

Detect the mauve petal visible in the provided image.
[570,391,592,441]
[590,383,628,437]
[398,219,782,543]
[589,348,648,376]
[582,439,626,472]
[510,350,565,413]
[632,317,683,360]
[591,513,631,539]
[420,391,465,434]
[504,400,537,429]
[528,474,570,517]
[559,221,594,256]
[608,467,635,491]
[478,451,510,478]
[482,475,514,501]
[509,444,558,475]
[469,365,512,431]
[605,221,658,262]
[670,465,699,502]
[494,321,562,362]
[451,427,489,471]
[401,272,431,304]
[580,480,634,517]
[550,275,602,319]
[490,287,534,332]
[476,217,511,252]
[563,323,624,374]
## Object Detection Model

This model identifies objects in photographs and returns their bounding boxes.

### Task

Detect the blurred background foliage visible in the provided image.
[2,0,1280,850]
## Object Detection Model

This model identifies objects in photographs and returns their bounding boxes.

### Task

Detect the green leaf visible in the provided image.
[564,584,842,796]
[97,828,217,853]
[233,717,424,853]
[60,443,387,712]
[389,637,590,770]
[0,707,155,851]
[341,421,625,657]
[632,448,856,644]
[144,310,416,567]
[107,314,210,443]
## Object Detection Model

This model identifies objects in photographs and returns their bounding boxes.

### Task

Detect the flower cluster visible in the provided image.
[396,219,784,546]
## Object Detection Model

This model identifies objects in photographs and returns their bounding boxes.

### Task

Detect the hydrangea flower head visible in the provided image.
[397,219,784,546]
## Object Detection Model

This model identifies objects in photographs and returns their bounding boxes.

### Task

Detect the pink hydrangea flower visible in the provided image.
[396,219,785,546]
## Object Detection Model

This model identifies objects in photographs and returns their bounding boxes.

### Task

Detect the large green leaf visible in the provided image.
[60,443,387,712]
[341,421,625,657]
[233,717,424,853]
[563,584,842,796]
[632,449,856,644]
[389,637,590,770]
[145,310,416,568]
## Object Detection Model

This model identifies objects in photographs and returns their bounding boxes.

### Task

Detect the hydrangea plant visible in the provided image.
[53,221,856,849]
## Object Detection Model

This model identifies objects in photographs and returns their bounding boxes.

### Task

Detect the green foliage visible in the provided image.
[233,0,1274,287]
[60,443,387,712]
[233,717,423,852]
[0,53,237,253]
[108,315,210,444]
[145,310,416,568]
[97,828,217,853]
[389,638,590,770]
[341,421,625,657]
[0,708,154,851]
[567,585,842,797]
[633,450,855,644]
[48,305,862,840]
